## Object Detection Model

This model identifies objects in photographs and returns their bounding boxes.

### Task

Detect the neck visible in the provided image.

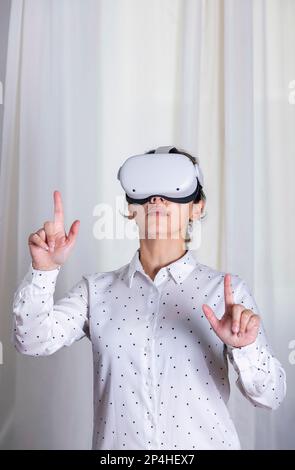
[138,239,187,281]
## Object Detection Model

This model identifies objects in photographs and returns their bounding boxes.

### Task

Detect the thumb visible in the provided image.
[202,304,219,333]
[67,220,80,245]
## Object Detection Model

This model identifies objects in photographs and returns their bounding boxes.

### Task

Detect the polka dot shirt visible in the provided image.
[12,249,286,450]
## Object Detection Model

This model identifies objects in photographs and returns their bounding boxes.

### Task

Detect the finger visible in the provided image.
[246,314,260,333]
[34,228,46,242]
[29,233,49,251]
[43,221,56,252]
[238,309,253,335]
[53,190,64,225]
[66,220,80,245]
[202,304,220,333]
[231,304,243,334]
[224,273,234,314]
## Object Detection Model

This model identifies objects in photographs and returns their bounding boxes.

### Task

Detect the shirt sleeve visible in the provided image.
[225,276,287,410]
[12,261,90,356]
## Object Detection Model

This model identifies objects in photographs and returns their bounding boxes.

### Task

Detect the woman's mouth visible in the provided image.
[147,207,168,216]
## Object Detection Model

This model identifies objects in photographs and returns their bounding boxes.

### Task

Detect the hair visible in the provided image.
[120,146,207,244]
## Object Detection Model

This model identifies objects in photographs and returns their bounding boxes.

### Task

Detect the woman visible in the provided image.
[12,146,286,450]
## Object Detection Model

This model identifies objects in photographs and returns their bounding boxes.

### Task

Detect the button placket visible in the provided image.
[150,283,163,447]
[142,284,160,448]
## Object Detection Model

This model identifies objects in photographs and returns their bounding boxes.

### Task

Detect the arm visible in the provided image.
[226,278,287,410]
[12,261,90,356]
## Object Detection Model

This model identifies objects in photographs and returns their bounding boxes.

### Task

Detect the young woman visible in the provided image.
[12,146,286,450]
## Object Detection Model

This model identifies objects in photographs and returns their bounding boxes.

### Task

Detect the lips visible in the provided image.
[147,207,168,216]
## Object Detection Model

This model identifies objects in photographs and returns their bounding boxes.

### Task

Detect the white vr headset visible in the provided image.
[117,145,204,204]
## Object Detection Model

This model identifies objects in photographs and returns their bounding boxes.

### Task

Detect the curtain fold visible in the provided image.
[0,0,294,449]
[0,0,23,449]
[251,0,295,450]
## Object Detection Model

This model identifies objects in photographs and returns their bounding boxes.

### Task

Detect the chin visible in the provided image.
[145,229,171,239]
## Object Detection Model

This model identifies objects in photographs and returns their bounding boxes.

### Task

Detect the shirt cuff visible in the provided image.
[28,261,61,292]
[226,338,260,371]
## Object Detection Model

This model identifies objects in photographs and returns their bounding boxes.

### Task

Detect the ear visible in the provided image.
[190,200,205,221]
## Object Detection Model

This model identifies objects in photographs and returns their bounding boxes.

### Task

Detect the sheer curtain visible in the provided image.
[0,0,294,449]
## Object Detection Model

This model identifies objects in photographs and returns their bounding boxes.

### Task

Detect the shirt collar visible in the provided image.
[123,248,199,288]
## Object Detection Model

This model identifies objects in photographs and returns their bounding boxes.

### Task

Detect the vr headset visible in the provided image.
[117,145,204,204]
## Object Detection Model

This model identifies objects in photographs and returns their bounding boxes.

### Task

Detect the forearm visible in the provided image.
[227,340,287,409]
[12,262,89,356]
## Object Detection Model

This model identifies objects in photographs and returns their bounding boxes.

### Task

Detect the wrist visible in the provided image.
[31,261,61,271]
[226,337,259,354]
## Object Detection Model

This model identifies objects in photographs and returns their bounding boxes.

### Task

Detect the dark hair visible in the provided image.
[120,146,207,243]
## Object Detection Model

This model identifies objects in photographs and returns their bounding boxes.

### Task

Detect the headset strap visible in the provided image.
[154,146,175,154]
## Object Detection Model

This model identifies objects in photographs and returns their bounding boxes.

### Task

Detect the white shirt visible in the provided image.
[12,249,286,450]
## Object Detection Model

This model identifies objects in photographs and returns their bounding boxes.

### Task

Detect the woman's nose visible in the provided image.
[149,195,166,203]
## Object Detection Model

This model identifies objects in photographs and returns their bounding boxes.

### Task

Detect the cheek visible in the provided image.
[168,207,190,229]
[131,205,146,224]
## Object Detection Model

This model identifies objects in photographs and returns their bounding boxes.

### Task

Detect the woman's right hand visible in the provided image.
[28,190,80,270]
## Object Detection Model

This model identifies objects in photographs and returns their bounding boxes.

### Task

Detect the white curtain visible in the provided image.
[0,0,294,449]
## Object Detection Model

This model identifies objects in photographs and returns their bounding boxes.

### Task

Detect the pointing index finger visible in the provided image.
[224,273,234,313]
[53,190,64,225]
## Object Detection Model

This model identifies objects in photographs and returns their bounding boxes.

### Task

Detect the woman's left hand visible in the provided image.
[202,274,261,348]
